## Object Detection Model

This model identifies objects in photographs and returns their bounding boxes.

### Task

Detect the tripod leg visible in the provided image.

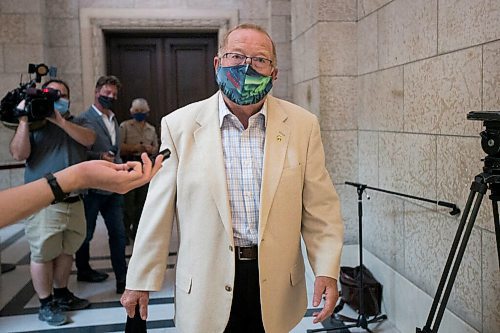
[418,176,486,333]
[492,200,500,269]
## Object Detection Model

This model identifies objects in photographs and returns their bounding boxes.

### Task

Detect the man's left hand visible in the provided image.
[312,276,339,324]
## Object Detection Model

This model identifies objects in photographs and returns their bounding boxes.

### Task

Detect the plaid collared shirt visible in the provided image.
[218,94,267,246]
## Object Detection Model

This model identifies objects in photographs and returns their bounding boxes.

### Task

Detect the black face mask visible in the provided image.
[98,95,115,110]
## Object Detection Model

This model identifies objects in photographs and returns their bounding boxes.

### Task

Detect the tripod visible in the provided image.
[308,182,387,333]
[417,171,500,333]
[307,182,460,333]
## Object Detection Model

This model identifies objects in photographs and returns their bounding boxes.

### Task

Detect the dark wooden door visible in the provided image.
[106,32,218,134]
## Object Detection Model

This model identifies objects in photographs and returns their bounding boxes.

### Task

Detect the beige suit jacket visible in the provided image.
[127,92,344,333]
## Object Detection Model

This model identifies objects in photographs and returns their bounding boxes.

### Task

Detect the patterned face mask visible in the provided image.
[216,64,273,105]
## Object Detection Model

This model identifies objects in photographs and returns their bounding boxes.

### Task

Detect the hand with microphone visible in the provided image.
[101,145,118,162]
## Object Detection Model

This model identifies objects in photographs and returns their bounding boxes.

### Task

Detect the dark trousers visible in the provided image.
[123,183,148,239]
[75,192,127,282]
[224,259,265,333]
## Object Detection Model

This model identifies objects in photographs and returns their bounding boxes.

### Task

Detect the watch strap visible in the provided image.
[44,173,69,204]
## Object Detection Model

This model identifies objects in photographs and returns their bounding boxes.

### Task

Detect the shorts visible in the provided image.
[25,200,86,263]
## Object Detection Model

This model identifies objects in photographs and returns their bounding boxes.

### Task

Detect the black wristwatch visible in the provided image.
[44,173,69,204]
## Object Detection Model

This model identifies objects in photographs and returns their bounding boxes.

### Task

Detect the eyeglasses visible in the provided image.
[221,52,273,70]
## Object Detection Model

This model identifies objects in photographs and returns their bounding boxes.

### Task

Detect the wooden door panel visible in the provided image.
[106,33,218,135]
[107,37,163,132]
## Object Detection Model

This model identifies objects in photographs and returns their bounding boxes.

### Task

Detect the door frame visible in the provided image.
[79,8,238,106]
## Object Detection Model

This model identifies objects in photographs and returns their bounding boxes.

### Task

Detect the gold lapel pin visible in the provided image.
[276,134,283,142]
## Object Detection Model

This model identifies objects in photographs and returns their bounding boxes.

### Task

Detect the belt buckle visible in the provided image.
[237,246,255,261]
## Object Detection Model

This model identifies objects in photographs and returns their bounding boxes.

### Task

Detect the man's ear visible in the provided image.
[271,68,278,81]
[213,56,220,72]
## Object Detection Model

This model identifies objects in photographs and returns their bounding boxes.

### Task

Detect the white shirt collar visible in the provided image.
[217,92,267,128]
[92,104,115,120]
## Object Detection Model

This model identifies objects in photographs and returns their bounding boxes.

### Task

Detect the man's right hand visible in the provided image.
[120,289,150,320]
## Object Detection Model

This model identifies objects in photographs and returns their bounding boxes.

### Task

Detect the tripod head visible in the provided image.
[468,111,500,175]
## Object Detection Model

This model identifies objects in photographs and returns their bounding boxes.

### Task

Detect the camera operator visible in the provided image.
[9,79,96,326]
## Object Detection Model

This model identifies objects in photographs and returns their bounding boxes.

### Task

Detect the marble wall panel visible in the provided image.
[0,169,9,191]
[46,0,79,18]
[358,130,378,186]
[48,46,82,75]
[436,136,494,232]
[379,132,436,202]
[378,0,437,69]
[404,47,482,136]
[275,41,291,70]
[321,129,357,186]
[318,21,357,76]
[236,0,270,20]
[61,73,85,114]
[482,230,500,333]
[0,15,26,44]
[0,74,23,95]
[0,0,43,14]
[291,27,319,84]
[317,0,357,22]
[357,11,377,75]
[270,0,291,16]
[78,0,134,8]
[9,168,24,188]
[484,41,500,111]
[47,18,80,47]
[335,184,358,245]
[133,0,186,8]
[292,78,319,117]
[438,0,500,54]
[363,191,405,272]
[357,0,392,19]
[319,76,357,131]
[271,15,290,44]
[404,208,482,331]
[271,68,291,101]
[3,45,45,73]
[358,66,403,131]
[0,126,16,164]
[0,45,4,72]
[24,15,46,46]
[290,0,315,39]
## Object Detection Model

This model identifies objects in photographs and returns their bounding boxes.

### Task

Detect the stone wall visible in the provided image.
[291,0,498,331]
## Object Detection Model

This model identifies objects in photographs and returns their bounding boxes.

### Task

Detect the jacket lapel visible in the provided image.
[193,94,233,243]
[90,108,113,146]
[259,96,290,241]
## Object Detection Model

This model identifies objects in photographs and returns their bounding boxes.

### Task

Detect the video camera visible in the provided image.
[0,63,59,130]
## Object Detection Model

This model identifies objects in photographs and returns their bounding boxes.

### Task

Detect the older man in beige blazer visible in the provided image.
[121,23,344,333]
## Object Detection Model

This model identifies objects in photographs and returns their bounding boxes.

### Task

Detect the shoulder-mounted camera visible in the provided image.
[0,63,59,130]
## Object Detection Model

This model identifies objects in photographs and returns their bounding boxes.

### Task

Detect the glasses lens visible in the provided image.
[223,53,272,70]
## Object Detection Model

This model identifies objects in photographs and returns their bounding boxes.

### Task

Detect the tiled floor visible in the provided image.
[0,217,400,333]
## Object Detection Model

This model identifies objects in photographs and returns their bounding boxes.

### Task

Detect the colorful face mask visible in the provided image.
[98,95,115,110]
[132,112,147,122]
[54,98,70,116]
[216,64,273,105]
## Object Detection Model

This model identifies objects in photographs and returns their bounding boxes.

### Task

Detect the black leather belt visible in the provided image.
[235,245,258,261]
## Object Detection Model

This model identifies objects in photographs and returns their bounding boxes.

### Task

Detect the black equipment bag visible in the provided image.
[339,265,383,316]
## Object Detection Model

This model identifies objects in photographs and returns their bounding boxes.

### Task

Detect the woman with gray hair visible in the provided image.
[119,98,159,242]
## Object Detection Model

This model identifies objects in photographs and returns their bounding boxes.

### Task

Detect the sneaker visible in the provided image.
[38,302,68,326]
[54,291,90,311]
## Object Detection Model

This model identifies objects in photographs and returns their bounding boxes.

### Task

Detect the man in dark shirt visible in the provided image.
[10,79,96,326]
